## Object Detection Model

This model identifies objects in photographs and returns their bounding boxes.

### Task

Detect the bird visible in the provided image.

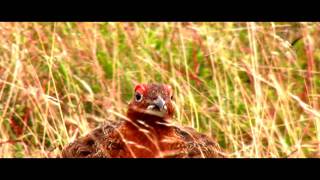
[61,83,224,158]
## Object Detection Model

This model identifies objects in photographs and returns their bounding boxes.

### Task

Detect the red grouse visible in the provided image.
[61,83,224,158]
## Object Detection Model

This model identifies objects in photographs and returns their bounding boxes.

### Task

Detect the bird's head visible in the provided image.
[127,83,175,122]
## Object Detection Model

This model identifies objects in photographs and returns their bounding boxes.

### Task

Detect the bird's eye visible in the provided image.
[171,95,174,100]
[135,92,143,102]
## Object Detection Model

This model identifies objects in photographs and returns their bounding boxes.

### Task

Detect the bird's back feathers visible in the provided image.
[61,119,224,158]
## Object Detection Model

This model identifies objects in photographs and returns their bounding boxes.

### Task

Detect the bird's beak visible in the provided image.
[146,96,167,115]
[153,96,166,111]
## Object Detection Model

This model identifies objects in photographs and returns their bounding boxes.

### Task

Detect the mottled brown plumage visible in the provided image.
[61,83,224,158]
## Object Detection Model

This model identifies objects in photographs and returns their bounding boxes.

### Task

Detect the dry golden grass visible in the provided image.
[0,22,319,158]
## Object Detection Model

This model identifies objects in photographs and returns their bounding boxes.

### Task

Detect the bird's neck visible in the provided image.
[126,110,172,131]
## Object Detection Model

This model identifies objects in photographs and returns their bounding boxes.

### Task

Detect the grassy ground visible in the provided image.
[0,22,319,158]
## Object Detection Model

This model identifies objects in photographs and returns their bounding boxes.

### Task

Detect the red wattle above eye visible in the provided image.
[135,84,146,94]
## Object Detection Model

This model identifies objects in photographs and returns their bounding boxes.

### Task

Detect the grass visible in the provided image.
[0,22,319,158]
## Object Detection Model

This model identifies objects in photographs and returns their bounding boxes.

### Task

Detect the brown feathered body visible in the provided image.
[61,84,224,158]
